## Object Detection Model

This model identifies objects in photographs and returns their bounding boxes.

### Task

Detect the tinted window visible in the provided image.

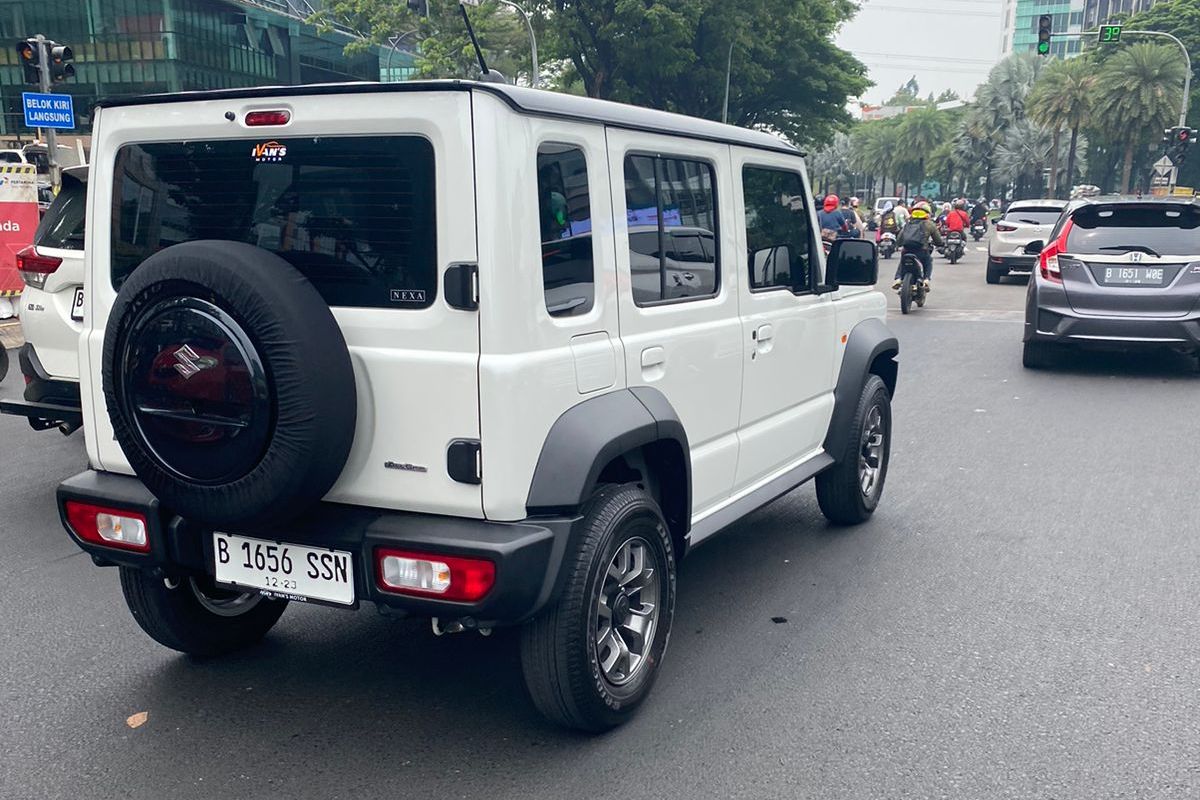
[538,145,595,316]
[1065,205,1200,256]
[1004,206,1063,225]
[35,174,86,251]
[111,136,437,309]
[742,166,816,291]
[0,151,22,164]
[624,154,718,305]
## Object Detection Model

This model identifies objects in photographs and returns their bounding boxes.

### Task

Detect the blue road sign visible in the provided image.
[22,92,74,130]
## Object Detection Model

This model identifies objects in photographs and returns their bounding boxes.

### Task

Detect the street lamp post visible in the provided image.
[384,29,420,81]
[493,0,538,88]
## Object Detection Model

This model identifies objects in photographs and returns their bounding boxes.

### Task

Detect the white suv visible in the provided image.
[987,199,1068,283]
[56,82,898,731]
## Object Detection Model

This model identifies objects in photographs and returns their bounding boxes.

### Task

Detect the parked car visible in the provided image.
[987,199,1068,284]
[1023,197,1200,369]
[0,165,86,433]
[55,81,898,731]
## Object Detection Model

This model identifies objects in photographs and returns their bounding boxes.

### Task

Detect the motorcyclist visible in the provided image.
[945,199,970,234]
[969,197,989,227]
[818,194,849,244]
[892,201,942,292]
[840,197,863,238]
[877,201,899,242]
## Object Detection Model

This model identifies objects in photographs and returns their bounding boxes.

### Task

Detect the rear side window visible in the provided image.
[538,144,595,316]
[623,154,719,305]
[1004,206,1063,225]
[0,151,22,164]
[35,174,86,251]
[1065,205,1200,256]
[742,166,816,292]
[110,136,437,309]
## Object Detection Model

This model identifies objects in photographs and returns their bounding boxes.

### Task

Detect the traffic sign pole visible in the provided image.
[35,34,59,191]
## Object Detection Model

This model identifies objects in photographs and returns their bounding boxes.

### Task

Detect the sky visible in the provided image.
[836,0,1005,106]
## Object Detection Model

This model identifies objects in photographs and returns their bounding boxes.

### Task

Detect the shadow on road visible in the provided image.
[1037,347,1200,380]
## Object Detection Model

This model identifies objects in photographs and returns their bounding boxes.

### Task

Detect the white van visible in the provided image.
[56,81,898,731]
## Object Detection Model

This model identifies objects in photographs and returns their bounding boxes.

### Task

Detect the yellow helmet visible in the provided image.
[910,200,932,219]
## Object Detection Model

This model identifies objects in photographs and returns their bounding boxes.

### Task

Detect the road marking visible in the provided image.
[975,247,987,252]
[888,308,1023,322]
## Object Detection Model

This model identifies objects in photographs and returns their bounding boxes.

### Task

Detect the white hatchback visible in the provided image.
[987,199,1067,284]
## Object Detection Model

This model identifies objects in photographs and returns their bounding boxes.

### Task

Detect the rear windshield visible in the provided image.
[35,174,86,251]
[111,136,437,309]
[1065,205,1200,256]
[1004,206,1063,225]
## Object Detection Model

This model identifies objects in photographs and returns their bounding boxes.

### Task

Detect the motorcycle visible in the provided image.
[970,220,986,241]
[943,230,965,264]
[878,231,896,260]
[896,252,927,315]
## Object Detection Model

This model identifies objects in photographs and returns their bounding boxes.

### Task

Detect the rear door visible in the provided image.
[1059,203,1200,318]
[85,91,483,518]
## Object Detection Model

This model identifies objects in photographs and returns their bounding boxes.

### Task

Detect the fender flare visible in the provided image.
[824,317,899,463]
[526,387,690,528]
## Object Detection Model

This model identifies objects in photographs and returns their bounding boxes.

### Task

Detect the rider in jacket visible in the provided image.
[892,201,942,291]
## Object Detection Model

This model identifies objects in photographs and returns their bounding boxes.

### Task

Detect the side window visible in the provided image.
[742,166,815,292]
[537,144,595,317]
[623,154,719,305]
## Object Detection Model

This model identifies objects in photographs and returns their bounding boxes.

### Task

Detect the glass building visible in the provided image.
[1002,0,1159,56]
[0,0,416,136]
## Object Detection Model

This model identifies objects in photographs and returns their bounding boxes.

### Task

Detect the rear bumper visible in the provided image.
[989,254,1036,273]
[1026,299,1200,348]
[0,344,82,431]
[57,470,580,627]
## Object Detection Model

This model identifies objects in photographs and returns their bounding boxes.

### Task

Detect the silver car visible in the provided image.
[987,199,1068,283]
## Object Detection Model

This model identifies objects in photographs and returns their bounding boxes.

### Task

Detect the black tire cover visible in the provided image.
[103,240,357,527]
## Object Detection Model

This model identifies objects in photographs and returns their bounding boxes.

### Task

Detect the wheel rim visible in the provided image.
[858,404,886,498]
[594,537,661,686]
[188,577,263,618]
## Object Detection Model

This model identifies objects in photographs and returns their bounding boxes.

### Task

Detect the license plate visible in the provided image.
[70,287,85,321]
[212,532,355,606]
[1099,266,1166,286]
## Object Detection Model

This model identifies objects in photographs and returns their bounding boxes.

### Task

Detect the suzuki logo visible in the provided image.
[172,345,217,379]
[1128,251,1144,263]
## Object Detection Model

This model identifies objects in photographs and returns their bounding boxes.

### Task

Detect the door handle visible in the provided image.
[754,324,774,343]
[641,346,666,368]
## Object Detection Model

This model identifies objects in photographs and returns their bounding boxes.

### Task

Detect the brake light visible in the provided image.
[1039,218,1074,284]
[64,501,150,552]
[375,548,495,602]
[245,110,291,126]
[995,222,1017,232]
[16,245,61,289]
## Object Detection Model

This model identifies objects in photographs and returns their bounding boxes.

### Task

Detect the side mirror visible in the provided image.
[1024,240,1044,255]
[825,237,878,289]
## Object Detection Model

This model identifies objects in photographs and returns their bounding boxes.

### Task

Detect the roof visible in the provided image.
[93,80,802,157]
[1008,198,1069,208]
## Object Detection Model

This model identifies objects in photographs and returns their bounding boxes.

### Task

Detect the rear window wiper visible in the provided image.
[1097,245,1161,257]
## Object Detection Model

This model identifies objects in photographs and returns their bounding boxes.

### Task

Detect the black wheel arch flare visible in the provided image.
[824,317,899,465]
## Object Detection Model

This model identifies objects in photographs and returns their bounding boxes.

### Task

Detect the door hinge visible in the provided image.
[444,263,479,311]
[447,439,482,485]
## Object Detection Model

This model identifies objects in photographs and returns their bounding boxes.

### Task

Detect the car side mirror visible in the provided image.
[824,237,878,289]
[1024,240,1044,255]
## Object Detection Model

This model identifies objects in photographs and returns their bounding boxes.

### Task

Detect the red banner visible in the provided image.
[0,165,40,297]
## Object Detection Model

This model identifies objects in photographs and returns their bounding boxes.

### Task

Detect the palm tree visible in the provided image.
[896,107,951,188]
[1092,43,1187,194]
[1028,57,1097,198]
[994,118,1056,198]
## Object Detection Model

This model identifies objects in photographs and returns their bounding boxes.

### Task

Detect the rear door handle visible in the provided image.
[641,346,665,368]
[754,324,774,343]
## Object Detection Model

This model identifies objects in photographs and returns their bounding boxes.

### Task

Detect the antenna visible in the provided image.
[459,3,490,77]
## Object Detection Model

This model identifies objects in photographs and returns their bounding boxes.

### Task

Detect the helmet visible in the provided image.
[954,198,967,209]
[823,194,839,212]
[910,201,931,219]
[941,202,951,213]
[850,196,861,207]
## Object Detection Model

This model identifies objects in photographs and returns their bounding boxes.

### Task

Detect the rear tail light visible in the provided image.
[995,222,1017,232]
[375,548,495,602]
[1038,218,1074,284]
[16,245,61,289]
[245,110,291,126]
[64,501,150,552]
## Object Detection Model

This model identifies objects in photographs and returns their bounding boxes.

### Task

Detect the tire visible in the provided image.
[520,484,676,732]
[950,250,960,264]
[119,567,287,657]
[986,265,1003,284]
[1022,340,1059,370]
[916,286,926,307]
[0,345,7,383]
[102,241,357,528]
[817,374,892,526]
[900,274,913,314]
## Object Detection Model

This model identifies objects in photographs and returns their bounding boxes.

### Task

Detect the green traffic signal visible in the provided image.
[1037,14,1052,57]
[1037,42,1050,55]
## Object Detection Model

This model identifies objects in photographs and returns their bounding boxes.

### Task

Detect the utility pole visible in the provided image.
[35,34,59,191]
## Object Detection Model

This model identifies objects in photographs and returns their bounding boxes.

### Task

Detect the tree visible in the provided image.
[1092,43,1187,193]
[1028,57,1096,198]
[895,107,951,188]
[993,118,1056,197]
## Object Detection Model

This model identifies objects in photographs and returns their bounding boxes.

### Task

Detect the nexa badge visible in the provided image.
[251,140,287,162]
[390,289,427,303]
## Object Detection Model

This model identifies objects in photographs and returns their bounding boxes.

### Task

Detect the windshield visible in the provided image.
[110,135,438,309]
[34,174,85,251]
[1004,206,1062,225]
[1065,205,1200,256]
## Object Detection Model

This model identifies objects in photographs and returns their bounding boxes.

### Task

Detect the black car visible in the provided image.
[1023,197,1200,369]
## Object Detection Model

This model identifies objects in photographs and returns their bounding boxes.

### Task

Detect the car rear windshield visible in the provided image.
[35,173,85,251]
[110,135,437,309]
[1065,205,1200,256]
[1004,206,1062,225]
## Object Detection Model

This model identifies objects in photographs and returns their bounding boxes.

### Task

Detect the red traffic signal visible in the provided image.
[15,39,39,84]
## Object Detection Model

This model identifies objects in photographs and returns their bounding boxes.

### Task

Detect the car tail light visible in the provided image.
[245,110,291,126]
[994,222,1017,233]
[1039,218,1074,284]
[64,501,150,552]
[375,548,495,602]
[16,245,61,289]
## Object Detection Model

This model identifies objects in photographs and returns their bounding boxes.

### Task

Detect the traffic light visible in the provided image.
[1037,15,1052,56]
[1164,126,1198,164]
[15,39,39,84]
[48,44,74,82]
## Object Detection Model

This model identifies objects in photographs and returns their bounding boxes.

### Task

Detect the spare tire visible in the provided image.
[103,240,357,528]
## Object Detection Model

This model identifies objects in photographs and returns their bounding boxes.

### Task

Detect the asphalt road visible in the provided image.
[3,239,1199,799]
